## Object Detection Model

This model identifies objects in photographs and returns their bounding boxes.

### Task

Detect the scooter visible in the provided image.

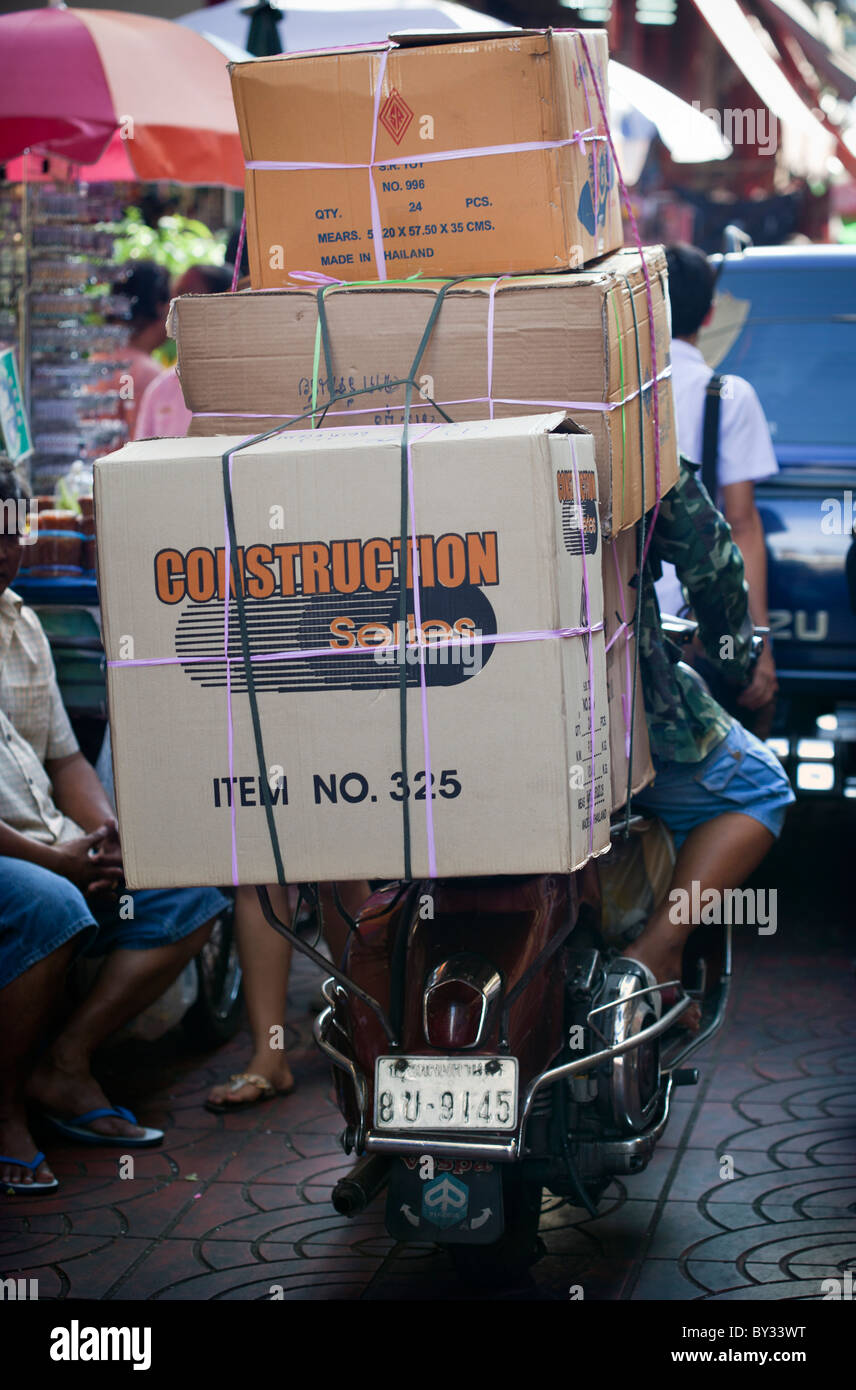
[255,620,759,1286]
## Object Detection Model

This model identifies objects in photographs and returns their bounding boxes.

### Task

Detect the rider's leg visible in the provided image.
[625,810,774,986]
[626,721,793,1026]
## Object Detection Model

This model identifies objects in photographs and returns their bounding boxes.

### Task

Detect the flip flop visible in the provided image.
[1,1150,59,1194]
[41,1106,163,1148]
[205,1072,297,1114]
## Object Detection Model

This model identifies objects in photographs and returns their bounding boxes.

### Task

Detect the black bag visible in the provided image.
[701,372,723,500]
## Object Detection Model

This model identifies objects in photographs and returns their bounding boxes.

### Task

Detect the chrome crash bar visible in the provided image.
[314,975,694,1161]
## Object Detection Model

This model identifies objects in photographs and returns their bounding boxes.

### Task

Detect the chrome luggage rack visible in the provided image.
[313,962,724,1162]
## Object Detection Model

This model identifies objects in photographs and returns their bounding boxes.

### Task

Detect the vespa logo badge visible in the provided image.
[421,1173,469,1229]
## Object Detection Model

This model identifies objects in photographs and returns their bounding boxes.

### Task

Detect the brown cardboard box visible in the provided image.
[170,247,676,536]
[95,416,611,888]
[602,527,653,809]
[230,29,623,285]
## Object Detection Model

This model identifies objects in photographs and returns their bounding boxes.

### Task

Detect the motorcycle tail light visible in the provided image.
[424,979,485,1050]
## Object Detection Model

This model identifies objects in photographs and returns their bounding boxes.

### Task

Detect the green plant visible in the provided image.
[113,207,226,276]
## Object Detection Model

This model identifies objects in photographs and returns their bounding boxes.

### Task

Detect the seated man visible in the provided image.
[0,468,228,1191]
[623,457,795,1020]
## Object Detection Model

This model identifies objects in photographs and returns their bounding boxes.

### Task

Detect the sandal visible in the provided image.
[205,1072,297,1114]
[1,1150,59,1194]
[41,1106,163,1147]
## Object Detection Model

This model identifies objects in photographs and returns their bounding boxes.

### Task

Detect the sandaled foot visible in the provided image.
[205,1065,295,1113]
[0,1115,57,1191]
[27,1053,149,1140]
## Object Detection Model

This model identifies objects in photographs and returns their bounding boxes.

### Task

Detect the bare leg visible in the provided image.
[0,940,77,1186]
[625,812,774,1028]
[28,918,214,1139]
[207,884,294,1108]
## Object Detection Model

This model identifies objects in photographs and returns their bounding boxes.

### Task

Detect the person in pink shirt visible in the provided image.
[134,264,233,442]
[134,366,188,441]
[104,261,171,438]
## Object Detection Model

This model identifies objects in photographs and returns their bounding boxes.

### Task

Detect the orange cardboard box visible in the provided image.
[229,29,622,286]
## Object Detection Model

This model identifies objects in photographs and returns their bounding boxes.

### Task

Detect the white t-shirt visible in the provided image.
[656,337,778,616]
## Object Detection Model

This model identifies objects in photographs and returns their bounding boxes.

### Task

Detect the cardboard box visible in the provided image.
[170,247,677,536]
[230,29,623,285]
[95,416,611,888]
[602,527,654,809]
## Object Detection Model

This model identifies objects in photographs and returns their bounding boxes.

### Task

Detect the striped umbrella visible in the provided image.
[0,6,244,187]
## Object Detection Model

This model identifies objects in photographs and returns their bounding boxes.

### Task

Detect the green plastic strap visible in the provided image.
[608,288,628,528]
[310,320,322,428]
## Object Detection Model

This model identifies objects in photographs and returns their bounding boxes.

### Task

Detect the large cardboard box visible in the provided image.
[170,247,676,536]
[602,528,654,809]
[95,416,611,888]
[230,29,622,286]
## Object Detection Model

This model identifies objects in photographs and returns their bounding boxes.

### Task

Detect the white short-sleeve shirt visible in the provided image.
[655,337,778,616]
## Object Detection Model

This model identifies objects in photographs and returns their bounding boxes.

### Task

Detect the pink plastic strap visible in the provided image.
[570,438,597,856]
[577,48,601,257]
[191,366,672,426]
[287,270,346,286]
[222,461,239,884]
[578,31,662,553]
[368,48,389,280]
[246,133,602,175]
[610,539,633,759]
[107,624,605,672]
[405,423,442,875]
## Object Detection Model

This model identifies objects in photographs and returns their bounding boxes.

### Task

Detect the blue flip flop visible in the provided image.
[42,1106,163,1148]
[1,1150,59,1194]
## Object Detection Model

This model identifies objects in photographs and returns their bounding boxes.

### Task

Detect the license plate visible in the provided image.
[374,1056,518,1132]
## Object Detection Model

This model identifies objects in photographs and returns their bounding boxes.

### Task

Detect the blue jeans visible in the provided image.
[634,720,795,849]
[0,856,228,991]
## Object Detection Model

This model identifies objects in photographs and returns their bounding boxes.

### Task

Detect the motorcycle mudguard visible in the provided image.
[385,1158,504,1245]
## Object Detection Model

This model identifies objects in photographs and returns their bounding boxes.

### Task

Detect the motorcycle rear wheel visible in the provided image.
[448,1170,543,1289]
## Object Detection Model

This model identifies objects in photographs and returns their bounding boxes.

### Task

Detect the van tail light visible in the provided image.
[423,955,502,1051]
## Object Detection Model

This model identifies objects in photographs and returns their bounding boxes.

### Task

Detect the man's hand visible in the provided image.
[50,826,124,898]
[737,643,778,711]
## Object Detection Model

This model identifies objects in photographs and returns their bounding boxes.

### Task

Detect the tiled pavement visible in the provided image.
[1,802,854,1301]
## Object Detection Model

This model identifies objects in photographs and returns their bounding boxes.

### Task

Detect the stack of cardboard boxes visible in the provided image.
[95,29,676,889]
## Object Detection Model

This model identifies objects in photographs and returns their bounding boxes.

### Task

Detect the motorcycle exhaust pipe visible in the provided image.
[331,1153,392,1217]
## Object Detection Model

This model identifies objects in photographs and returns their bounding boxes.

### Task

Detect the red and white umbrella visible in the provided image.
[0,6,244,187]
